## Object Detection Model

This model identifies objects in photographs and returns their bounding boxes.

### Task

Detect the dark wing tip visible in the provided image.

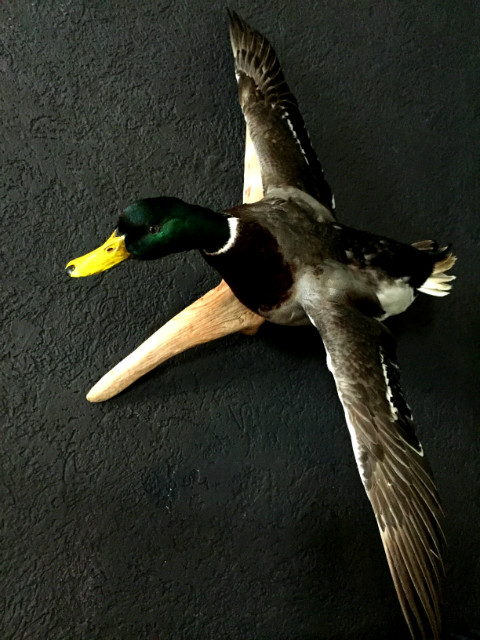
[226,7,239,23]
[227,9,251,50]
[227,9,272,69]
[227,9,250,34]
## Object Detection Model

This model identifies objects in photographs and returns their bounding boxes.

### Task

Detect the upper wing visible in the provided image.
[306,302,444,640]
[228,11,335,213]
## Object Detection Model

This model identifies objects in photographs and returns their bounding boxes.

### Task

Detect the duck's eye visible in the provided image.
[148,225,160,234]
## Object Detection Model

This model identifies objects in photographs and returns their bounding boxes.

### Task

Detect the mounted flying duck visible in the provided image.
[67,11,456,639]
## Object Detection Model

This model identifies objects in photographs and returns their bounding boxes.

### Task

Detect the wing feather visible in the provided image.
[307,303,444,640]
[228,11,335,212]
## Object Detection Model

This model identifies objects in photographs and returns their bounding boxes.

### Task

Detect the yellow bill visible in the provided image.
[66,231,131,277]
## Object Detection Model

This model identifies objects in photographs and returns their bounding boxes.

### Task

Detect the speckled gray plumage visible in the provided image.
[1,2,479,640]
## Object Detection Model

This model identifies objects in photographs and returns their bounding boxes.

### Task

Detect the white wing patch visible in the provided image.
[281,110,310,165]
[379,350,400,421]
[378,348,424,457]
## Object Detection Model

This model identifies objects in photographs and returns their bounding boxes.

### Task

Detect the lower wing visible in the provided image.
[306,301,444,640]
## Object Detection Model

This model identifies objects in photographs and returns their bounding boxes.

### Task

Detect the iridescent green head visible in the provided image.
[66,197,230,277]
[119,198,227,259]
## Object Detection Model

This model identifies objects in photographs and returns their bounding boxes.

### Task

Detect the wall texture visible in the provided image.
[1,1,479,639]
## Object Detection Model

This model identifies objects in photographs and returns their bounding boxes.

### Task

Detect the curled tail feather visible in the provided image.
[412,240,457,297]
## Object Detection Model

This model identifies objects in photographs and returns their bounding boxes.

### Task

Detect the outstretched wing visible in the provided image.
[228,11,335,213]
[306,302,444,640]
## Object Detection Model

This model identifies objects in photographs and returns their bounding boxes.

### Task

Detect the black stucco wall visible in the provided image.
[2,2,479,639]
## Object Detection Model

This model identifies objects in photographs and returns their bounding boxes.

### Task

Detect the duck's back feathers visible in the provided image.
[307,302,444,640]
[228,10,335,213]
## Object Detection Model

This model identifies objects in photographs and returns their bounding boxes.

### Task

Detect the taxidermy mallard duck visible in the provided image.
[66,11,456,640]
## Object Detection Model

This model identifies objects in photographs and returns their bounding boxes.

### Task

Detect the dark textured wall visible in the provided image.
[2,2,479,639]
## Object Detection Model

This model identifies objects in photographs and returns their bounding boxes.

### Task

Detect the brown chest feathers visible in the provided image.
[202,220,294,314]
